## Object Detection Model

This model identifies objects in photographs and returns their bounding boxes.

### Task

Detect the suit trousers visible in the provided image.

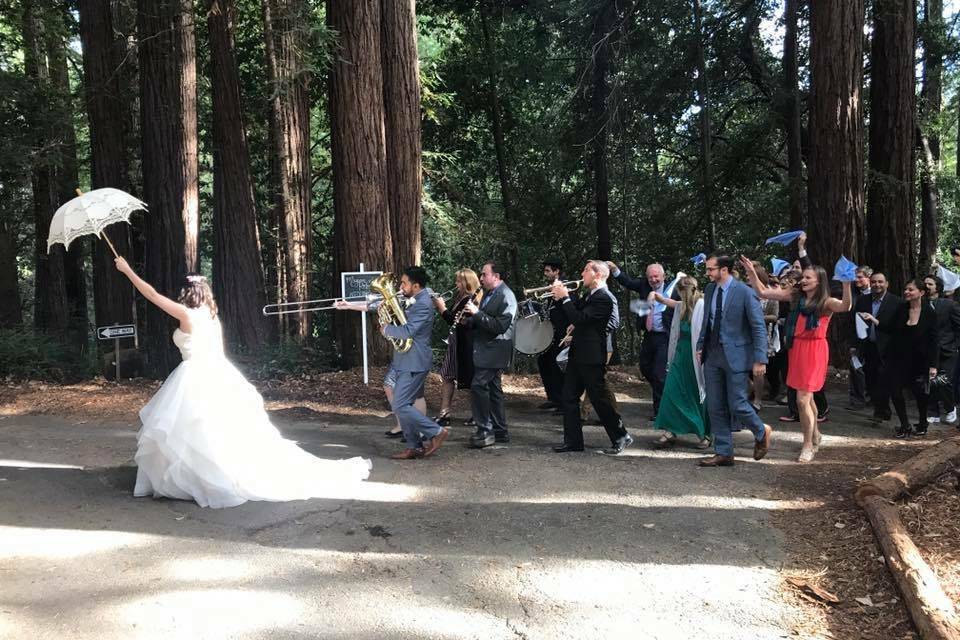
[863,341,891,419]
[393,370,442,450]
[848,359,866,407]
[640,331,668,415]
[704,344,766,457]
[537,342,565,404]
[562,362,625,448]
[471,367,508,436]
[929,354,957,417]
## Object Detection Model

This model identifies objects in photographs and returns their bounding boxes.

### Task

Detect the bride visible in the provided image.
[114,257,370,508]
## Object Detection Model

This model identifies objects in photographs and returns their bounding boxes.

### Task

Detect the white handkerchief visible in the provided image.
[630,299,652,317]
[855,314,868,340]
[851,355,863,371]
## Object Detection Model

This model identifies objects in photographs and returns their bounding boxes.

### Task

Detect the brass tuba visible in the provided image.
[369,273,413,353]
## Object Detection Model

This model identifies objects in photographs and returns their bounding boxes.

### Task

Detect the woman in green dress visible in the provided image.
[651,276,710,448]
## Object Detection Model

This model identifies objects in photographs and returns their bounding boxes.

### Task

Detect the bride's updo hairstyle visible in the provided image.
[178,273,218,318]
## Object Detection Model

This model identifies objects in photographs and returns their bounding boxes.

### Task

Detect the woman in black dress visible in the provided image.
[861,278,939,438]
[432,268,480,426]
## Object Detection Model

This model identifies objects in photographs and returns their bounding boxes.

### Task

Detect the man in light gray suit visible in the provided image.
[380,267,449,459]
[696,254,773,467]
[462,260,518,448]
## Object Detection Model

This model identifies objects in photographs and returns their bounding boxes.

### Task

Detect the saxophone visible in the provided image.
[370,273,413,353]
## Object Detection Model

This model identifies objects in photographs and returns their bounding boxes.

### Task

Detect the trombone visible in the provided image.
[262,294,382,316]
[522,279,583,301]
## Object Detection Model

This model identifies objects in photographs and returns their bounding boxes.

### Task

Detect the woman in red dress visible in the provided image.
[740,257,851,462]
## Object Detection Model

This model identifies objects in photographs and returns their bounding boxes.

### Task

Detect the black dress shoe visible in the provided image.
[893,424,911,439]
[385,430,402,438]
[538,401,557,410]
[552,443,584,453]
[494,433,510,443]
[913,423,928,437]
[469,431,495,448]
[603,434,633,455]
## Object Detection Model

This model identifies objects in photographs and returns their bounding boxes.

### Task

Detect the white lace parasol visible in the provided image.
[47,188,147,255]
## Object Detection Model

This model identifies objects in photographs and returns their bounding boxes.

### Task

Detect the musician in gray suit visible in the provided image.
[462,261,518,448]
[380,267,449,459]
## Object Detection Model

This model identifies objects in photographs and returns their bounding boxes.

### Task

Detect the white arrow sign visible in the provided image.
[97,325,136,340]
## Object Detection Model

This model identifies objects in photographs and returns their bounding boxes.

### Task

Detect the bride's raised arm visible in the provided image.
[115,257,191,327]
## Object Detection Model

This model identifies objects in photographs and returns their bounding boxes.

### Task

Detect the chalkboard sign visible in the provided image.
[340,270,382,301]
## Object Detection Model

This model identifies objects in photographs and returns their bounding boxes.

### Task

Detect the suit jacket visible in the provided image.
[467,282,517,369]
[878,302,939,373]
[560,286,613,365]
[382,289,435,372]
[855,292,901,356]
[544,281,577,345]
[930,297,960,359]
[611,267,675,333]
[697,278,768,372]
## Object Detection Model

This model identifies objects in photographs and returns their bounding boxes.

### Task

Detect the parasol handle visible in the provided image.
[100,231,120,259]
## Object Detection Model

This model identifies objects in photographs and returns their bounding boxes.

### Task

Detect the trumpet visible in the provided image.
[262,294,382,316]
[522,279,583,300]
[430,289,455,302]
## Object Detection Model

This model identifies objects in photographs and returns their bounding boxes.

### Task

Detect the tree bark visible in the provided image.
[0,210,21,328]
[866,0,916,290]
[589,0,614,261]
[328,0,394,366]
[264,0,312,342]
[208,0,268,352]
[480,8,522,288]
[137,0,199,376]
[807,0,865,267]
[918,0,943,275]
[22,1,69,333]
[783,0,804,230]
[380,0,422,273]
[80,0,136,334]
[693,0,715,251]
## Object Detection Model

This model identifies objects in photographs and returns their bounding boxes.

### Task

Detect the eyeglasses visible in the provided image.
[705,266,719,272]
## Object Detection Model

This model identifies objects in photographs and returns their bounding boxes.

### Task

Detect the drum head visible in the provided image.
[515,315,553,355]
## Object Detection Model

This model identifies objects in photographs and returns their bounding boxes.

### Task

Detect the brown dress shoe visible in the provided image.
[698,455,735,467]
[390,448,424,460]
[754,424,773,460]
[423,427,450,457]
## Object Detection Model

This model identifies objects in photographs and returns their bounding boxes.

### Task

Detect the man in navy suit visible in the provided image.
[381,267,449,459]
[696,254,773,467]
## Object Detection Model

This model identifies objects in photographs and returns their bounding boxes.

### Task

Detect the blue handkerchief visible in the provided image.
[765,230,804,246]
[771,258,791,276]
[691,252,706,265]
[833,255,858,282]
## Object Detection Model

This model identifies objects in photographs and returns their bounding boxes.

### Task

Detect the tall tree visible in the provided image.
[380,0,422,272]
[807,0,865,267]
[137,0,199,376]
[782,0,804,230]
[692,0,715,251]
[866,0,915,288]
[22,1,69,332]
[79,0,135,333]
[327,0,393,365]
[588,0,615,261]
[208,0,268,352]
[263,0,312,342]
[918,0,943,274]
[0,209,21,328]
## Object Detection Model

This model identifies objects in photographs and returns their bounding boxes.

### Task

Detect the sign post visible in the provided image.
[340,265,382,385]
[97,324,137,380]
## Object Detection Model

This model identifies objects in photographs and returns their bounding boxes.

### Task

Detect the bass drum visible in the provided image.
[514,315,554,355]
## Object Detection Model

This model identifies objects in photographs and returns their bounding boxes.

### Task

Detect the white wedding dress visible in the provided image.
[134,306,371,508]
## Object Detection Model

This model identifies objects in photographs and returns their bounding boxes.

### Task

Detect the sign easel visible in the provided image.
[340,264,382,385]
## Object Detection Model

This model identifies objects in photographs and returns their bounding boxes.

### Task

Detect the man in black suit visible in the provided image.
[551,260,631,455]
[462,261,518,448]
[846,265,873,410]
[536,259,572,411]
[605,260,675,420]
[924,274,960,424]
[856,271,901,423]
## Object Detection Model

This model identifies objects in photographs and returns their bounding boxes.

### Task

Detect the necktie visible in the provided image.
[645,301,655,332]
[711,286,723,344]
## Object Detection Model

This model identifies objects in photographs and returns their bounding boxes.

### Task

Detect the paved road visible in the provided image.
[0,392,815,639]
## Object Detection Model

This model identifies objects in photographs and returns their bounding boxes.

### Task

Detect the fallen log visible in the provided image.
[855,436,960,503]
[859,495,960,640]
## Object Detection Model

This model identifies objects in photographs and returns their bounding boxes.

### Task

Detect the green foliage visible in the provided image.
[0,327,96,381]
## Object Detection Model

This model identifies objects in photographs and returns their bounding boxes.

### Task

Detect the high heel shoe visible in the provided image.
[433,413,451,427]
[797,447,816,463]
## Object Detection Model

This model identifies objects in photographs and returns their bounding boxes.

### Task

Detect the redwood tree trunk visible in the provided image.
[22,1,69,333]
[208,0,268,352]
[783,0,804,230]
[807,0,865,267]
[0,211,21,328]
[693,0,716,250]
[380,0,422,273]
[264,0,312,342]
[328,0,393,366]
[79,0,135,333]
[918,0,943,275]
[867,0,916,289]
[589,0,614,261]
[137,0,199,376]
